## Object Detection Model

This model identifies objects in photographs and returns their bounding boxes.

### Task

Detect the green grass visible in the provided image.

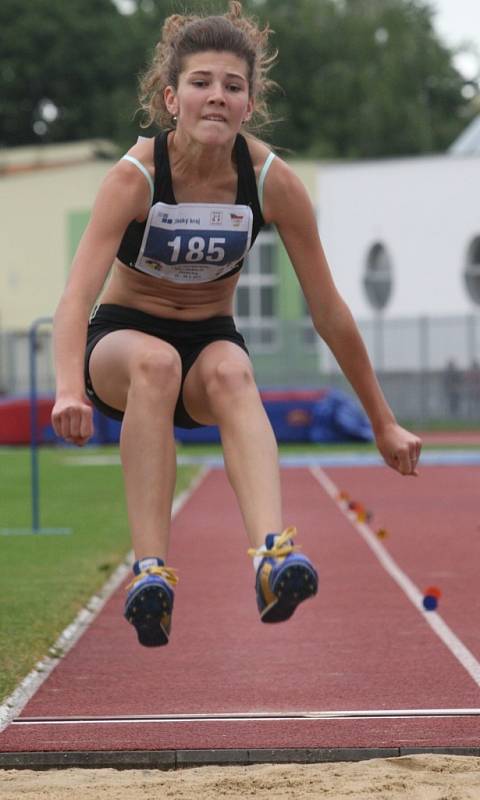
[0,446,199,704]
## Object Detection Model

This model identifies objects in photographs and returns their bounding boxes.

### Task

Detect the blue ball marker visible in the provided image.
[422,595,438,611]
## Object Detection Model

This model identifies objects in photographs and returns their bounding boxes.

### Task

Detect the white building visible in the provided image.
[317,153,480,318]
[311,117,480,375]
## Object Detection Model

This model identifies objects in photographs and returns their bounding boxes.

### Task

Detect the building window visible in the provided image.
[464,236,480,304]
[363,242,393,311]
[234,228,279,351]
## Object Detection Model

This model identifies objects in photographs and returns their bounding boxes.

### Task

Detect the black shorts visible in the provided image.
[84,303,249,429]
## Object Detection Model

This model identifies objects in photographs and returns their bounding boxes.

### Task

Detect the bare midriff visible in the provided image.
[100,259,240,320]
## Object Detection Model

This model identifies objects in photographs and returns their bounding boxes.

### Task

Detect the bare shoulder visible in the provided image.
[245,136,310,226]
[112,135,155,184]
[125,135,156,172]
[97,136,156,221]
[244,134,273,176]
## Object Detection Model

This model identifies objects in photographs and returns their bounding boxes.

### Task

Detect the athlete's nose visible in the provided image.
[207,82,227,105]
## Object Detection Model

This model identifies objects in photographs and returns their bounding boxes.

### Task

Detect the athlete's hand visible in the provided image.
[51,395,94,447]
[375,422,422,476]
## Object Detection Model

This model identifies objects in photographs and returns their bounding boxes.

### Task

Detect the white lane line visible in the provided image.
[11,708,480,726]
[0,467,210,733]
[310,466,480,689]
[63,450,480,469]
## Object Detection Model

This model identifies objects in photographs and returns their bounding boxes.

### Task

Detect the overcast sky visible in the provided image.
[429,0,480,79]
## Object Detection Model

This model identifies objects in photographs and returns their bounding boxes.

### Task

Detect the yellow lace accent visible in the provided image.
[126,565,179,592]
[247,526,301,559]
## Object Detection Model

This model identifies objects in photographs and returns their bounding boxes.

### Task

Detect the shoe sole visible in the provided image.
[260,560,318,623]
[124,584,172,647]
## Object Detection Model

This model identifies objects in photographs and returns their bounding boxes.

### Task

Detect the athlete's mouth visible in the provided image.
[202,115,227,123]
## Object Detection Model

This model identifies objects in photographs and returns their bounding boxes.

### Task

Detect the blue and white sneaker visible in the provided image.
[248,528,318,623]
[124,557,178,647]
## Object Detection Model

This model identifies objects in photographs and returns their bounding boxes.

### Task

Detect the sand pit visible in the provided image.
[1,754,480,799]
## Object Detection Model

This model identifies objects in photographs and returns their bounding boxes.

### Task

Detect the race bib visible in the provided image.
[134,202,253,283]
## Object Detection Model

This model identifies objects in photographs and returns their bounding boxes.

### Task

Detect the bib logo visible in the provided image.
[230,213,243,228]
[210,211,223,225]
[161,214,173,225]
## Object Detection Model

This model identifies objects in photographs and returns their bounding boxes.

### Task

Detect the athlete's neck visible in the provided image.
[168,128,236,183]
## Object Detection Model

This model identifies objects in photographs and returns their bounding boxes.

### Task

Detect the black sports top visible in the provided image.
[116,130,268,284]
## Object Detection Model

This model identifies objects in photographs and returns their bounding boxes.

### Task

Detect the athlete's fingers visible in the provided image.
[79,407,93,439]
[60,412,76,441]
[378,427,422,477]
[68,408,82,438]
[51,413,61,438]
[56,413,71,441]
[52,403,92,444]
[51,407,69,440]
[68,406,93,439]
[410,447,419,473]
[410,437,422,475]
[67,434,90,447]
[392,447,413,476]
[64,410,93,446]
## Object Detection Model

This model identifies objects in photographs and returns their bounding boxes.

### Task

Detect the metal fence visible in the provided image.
[1,314,479,424]
[317,313,480,423]
[0,329,56,396]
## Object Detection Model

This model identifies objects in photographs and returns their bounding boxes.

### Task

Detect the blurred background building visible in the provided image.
[1,120,479,423]
[1,0,479,425]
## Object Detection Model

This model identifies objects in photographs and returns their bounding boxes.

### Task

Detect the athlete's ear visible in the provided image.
[164,86,178,117]
[243,96,254,124]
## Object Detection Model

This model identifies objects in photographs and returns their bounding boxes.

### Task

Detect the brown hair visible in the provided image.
[138,1,277,133]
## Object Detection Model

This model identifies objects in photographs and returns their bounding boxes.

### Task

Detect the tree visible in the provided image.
[245,0,477,157]
[0,0,477,157]
[0,0,130,146]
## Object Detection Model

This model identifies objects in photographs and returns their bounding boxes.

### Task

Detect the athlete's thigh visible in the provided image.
[182,340,255,425]
[88,329,181,412]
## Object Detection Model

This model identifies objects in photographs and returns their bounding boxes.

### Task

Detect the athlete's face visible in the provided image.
[165,51,254,144]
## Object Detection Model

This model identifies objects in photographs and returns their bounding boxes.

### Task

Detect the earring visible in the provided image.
[172,115,177,124]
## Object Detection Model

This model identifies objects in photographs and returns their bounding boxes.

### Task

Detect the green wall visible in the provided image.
[67,210,90,272]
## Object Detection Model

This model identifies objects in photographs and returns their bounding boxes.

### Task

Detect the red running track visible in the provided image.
[1,465,480,757]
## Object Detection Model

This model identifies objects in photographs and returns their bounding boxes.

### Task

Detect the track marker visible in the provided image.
[310,466,480,689]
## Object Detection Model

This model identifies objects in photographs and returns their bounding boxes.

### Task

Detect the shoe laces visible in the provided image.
[247,526,301,559]
[126,565,179,592]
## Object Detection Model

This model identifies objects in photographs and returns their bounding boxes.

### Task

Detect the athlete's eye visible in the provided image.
[228,84,242,92]
[192,80,207,88]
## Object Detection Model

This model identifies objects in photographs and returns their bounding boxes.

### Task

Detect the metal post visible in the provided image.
[419,316,429,423]
[29,318,52,532]
[1,317,72,536]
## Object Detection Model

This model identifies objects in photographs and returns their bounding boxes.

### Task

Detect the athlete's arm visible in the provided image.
[52,162,151,445]
[262,158,421,476]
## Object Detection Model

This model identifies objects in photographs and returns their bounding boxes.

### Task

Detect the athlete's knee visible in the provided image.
[205,359,255,404]
[131,347,182,395]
